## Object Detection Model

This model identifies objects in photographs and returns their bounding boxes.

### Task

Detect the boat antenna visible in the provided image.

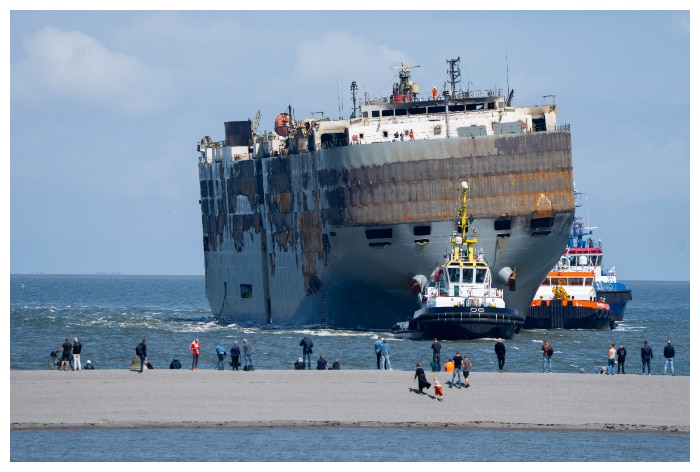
[337,76,343,119]
[505,47,510,100]
[446,57,461,97]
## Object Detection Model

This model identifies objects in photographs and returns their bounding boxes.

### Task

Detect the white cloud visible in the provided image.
[12,26,177,115]
[293,30,414,94]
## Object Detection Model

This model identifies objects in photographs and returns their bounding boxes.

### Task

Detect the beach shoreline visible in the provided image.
[10,370,689,433]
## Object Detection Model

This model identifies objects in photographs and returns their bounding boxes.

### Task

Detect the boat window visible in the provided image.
[382,109,394,117]
[475,269,487,283]
[240,284,252,299]
[542,278,550,286]
[585,278,592,285]
[569,278,583,286]
[408,107,426,115]
[372,111,380,118]
[530,217,554,229]
[462,268,473,283]
[448,268,460,282]
[395,108,407,116]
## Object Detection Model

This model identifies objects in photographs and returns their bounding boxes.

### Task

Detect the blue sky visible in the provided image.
[7,4,693,281]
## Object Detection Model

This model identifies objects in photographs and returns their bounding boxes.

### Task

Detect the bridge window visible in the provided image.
[365,228,393,239]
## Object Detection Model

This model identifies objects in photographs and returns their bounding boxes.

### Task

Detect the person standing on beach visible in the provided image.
[242,338,254,371]
[72,337,82,371]
[641,340,653,375]
[616,344,627,374]
[414,363,431,393]
[494,338,506,372]
[135,338,147,373]
[374,337,383,369]
[431,338,442,372]
[230,341,240,371]
[462,355,472,388]
[663,340,675,375]
[542,340,553,373]
[190,338,200,371]
[606,343,616,375]
[300,335,313,369]
[216,345,227,370]
[380,339,392,370]
[451,352,464,388]
[60,337,72,371]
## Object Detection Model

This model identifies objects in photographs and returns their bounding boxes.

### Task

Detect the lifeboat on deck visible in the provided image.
[274,113,290,136]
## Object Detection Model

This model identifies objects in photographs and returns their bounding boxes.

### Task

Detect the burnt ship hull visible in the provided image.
[393,307,524,340]
[525,299,615,330]
[198,131,575,329]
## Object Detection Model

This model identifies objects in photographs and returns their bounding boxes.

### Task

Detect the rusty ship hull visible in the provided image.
[197,62,575,329]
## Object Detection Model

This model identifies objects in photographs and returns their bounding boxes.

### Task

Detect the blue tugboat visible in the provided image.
[391,181,524,340]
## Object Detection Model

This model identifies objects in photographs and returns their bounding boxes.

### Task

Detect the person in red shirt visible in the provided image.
[190,338,200,371]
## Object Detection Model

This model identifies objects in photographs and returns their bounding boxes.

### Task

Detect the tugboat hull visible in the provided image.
[526,300,614,330]
[393,307,524,340]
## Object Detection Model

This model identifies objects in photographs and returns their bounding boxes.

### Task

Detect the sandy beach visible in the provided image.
[10,369,689,433]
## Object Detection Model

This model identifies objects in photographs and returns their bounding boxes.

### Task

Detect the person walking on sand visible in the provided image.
[190,338,200,371]
[135,338,147,373]
[380,339,392,370]
[242,338,254,371]
[462,355,472,388]
[616,344,627,374]
[414,363,431,393]
[300,335,313,369]
[431,338,442,372]
[230,341,240,371]
[374,337,383,369]
[542,340,553,373]
[663,340,675,375]
[451,352,464,388]
[606,343,616,375]
[641,340,653,375]
[433,377,443,401]
[60,337,72,371]
[494,338,506,372]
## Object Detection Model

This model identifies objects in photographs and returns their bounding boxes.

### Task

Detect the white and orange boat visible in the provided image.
[525,255,615,330]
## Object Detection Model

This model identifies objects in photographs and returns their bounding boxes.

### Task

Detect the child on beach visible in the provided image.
[433,377,443,401]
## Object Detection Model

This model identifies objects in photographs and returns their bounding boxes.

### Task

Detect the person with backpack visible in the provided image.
[135,338,147,373]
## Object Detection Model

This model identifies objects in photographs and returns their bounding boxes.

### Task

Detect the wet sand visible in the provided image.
[10,369,689,432]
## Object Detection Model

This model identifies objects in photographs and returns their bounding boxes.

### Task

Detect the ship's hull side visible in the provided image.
[595,284,632,322]
[526,300,615,330]
[199,131,575,329]
[394,306,524,340]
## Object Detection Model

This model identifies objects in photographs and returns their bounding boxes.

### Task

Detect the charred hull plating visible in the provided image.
[199,133,574,329]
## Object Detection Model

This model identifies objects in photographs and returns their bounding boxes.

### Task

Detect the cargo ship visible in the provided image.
[196,58,576,329]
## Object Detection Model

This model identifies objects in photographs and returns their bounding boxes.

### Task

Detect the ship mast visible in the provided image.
[452,181,477,264]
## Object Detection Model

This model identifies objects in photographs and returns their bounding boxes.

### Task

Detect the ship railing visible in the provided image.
[557,123,570,131]
[363,89,503,106]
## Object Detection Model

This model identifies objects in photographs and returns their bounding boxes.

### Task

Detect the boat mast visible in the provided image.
[453,181,477,264]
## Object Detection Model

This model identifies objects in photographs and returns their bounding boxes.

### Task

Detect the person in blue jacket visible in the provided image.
[216,345,227,370]
[374,337,383,369]
[380,339,392,370]
[300,335,314,369]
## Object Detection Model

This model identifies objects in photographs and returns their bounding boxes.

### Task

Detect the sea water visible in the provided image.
[9,275,690,462]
